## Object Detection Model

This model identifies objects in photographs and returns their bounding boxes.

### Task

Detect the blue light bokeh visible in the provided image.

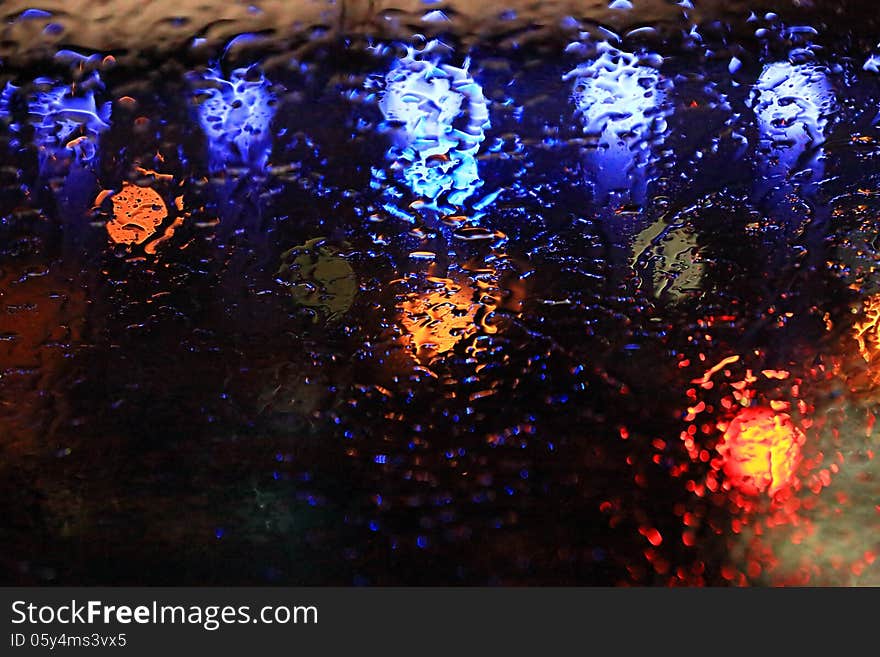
[564,42,671,209]
[375,41,490,209]
[191,65,277,173]
[751,61,835,181]
[1,73,110,174]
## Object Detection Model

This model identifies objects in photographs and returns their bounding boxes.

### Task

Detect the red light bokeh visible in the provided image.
[716,407,804,498]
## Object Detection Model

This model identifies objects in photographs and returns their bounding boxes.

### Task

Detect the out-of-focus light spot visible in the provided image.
[679,356,821,511]
[277,239,358,323]
[1,75,110,172]
[750,62,835,177]
[398,275,479,364]
[662,352,848,584]
[854,294,880,368]
[564,41,671,206]
[632,220,704,302]
[849,293,880,391]
[191,64,276,173]
[717,407,804,498]
[105,182,168,245]
[639,526,663,546]
[377,41,490,206]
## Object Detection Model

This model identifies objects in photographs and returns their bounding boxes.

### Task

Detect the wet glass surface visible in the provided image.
[1,0,880,585]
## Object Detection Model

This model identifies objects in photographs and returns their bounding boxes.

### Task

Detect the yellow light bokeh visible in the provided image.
[717,407,804,498]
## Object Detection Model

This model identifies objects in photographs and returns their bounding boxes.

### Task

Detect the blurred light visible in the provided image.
[854,294,880,367]
[717,407,804,498]
[398,275,479,364]
[105,182,168,245]
[378,41,490,206]
[564,42,670,207]
[1,74,110,173]
[191,65,276,173]
[750,62,835,182]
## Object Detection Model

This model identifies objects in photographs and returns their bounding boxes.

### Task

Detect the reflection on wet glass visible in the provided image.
[190,64,277,173]
[373,41,490,211]
[1,74,110,173]
[565,40,670,208]
[717,407,804,498]
[397,274,479,364]
[277,239,358,323]
[751,62,835,204]
[105,182,168,245]
[1,0,879,587]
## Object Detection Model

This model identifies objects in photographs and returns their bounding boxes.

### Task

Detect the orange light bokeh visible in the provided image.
[398,276,479,364]
[106,182,167,245]
[717,407,804,498]
[853,293,880,387]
